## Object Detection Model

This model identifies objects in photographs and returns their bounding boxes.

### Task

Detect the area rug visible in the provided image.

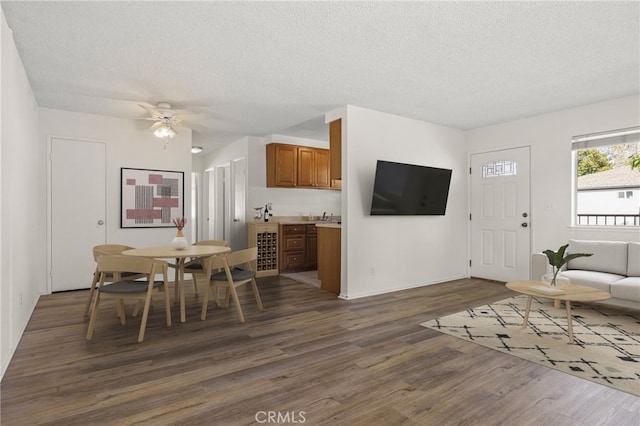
[420,295,640,396]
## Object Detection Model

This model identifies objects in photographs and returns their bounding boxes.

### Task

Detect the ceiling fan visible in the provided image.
[137,101,205,139]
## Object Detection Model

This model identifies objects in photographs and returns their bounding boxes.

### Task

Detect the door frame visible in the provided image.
[468,145,532,281]
[47,136,107,293]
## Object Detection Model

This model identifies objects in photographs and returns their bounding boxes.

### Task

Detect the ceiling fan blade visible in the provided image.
[148,122,162,131]
[138,103,162,119]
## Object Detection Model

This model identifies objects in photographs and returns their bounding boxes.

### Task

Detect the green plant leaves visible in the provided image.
[543,243,592,269]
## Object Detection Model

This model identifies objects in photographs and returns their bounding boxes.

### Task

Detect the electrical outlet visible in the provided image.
[370,267,375,276]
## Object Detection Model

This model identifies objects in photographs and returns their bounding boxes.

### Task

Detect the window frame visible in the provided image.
[571,126,640,228]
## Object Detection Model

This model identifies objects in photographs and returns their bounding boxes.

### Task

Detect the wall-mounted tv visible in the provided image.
[370,160,452,215]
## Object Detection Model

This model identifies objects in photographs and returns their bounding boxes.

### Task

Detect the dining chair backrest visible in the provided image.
[92,244,135,260]
[203,246,257,273]
[96,255,163,278]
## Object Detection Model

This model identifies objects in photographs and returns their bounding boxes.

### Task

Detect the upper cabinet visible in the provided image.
[266,143,338,190]
[329,119,342,181]
[298,147,330,188]
[266,143,298,187]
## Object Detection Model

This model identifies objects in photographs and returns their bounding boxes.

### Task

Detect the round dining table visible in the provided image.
[122,245,231,322]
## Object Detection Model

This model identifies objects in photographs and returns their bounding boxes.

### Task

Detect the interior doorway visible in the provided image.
[49,138,106,292]
[470,146,531,282]
[207,158,247,250]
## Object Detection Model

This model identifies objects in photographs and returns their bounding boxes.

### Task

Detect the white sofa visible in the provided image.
[532,239,640,310]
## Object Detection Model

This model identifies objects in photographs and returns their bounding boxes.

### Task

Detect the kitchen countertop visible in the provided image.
[315,223,341,229]
[250,216,341,226]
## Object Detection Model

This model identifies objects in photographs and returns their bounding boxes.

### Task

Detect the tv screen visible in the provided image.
[370,160,452,215]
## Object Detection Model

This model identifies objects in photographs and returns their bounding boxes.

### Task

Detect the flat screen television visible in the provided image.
[370,160,452,215]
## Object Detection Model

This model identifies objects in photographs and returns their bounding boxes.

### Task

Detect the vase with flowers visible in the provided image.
[171,217,188,250]
[542,244,592,287]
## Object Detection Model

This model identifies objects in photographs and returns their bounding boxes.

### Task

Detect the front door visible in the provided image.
[470,147,531,282]
[50,138,106,291]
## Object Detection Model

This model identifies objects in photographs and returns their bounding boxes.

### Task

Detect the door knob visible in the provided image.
[97,220,104,225]
[233,219,240,222]
[521,222,528,228]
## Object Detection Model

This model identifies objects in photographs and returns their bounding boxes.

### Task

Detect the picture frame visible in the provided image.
[120,167,184,228]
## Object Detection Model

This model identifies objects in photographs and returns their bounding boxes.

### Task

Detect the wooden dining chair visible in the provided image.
[200,247,264,322]
[87,255,172,343]
[84,244,145,315]
[181,240,228,296]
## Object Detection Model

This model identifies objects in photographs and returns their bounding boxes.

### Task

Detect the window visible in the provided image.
[482,160,517,178]
[573,126,640,226]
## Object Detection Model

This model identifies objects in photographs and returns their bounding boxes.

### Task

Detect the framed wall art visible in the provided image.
[120,167,184,228]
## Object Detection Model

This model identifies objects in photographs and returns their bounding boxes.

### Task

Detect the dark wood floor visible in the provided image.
[1,277,639,425]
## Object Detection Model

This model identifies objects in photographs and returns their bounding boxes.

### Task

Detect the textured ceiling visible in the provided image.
[1,1,638,153]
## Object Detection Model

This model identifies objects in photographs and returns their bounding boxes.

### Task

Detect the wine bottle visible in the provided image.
[264,204,269,222]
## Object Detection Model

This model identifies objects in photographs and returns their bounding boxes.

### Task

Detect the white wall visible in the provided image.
[1,10,44,380]
[467,95,640,253]
[341,105,468,298]
[39,108,193,253]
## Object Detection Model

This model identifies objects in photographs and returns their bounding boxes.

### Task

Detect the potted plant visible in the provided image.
[542,244,592,287]
[172,217,188,250]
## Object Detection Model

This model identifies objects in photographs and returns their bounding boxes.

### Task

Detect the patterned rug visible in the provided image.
[420,295,640,396]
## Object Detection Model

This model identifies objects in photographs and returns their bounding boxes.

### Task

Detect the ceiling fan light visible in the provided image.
[191,146,203,154]
[153,123,176,139]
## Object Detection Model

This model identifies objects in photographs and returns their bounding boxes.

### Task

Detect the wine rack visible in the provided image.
[248,222,279,277]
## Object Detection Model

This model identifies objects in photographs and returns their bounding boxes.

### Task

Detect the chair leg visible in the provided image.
[228,284,245,323]
[163,285,172,326]
[251,278,264,311]
[86,292,102,341]
[116,299,127,325]
[84,271,99,314]
[192,274,199,297]
[131,301,142,317]
[201,283,212,320]
[137,294,153,343]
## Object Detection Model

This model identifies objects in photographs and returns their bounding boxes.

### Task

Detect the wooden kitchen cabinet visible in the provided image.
[304,224,318,268]
[298,147,330,189]
[266,143,334,189]
[280,224,318,272]
[317,225,341,295]
[266,143,298,187]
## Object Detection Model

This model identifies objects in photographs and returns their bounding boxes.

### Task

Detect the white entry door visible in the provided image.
[51,138,106,291]
[470,147,531,282]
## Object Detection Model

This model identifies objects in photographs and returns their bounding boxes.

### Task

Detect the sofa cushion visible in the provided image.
[566,239,628,276]
[561,270,625,294]
[610,277,640,303]
[627,242,640,277]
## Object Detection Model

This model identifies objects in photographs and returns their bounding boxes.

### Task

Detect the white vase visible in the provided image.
[542,272,570,288]
[172,232,188,250]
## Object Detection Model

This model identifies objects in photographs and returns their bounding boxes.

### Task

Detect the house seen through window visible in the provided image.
[573,127,640,226]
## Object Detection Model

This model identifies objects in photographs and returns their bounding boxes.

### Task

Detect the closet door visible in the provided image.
[51,138,106,291]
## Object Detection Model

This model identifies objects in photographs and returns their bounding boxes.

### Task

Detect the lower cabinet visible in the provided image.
[280,224,317,272]
[305,225,318,268]
[317,226,341,295]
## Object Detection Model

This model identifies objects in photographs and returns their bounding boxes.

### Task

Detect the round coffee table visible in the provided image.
[506,280,611,343]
